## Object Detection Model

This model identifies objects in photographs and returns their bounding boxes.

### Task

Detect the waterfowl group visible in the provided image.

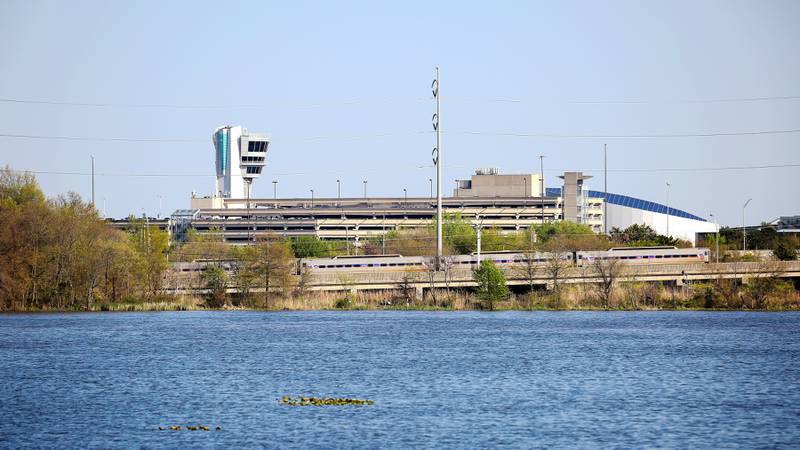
[281,396,375,406]
[159,424,218,431]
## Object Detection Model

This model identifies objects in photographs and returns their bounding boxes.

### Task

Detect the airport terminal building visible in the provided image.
[155,125,716,246]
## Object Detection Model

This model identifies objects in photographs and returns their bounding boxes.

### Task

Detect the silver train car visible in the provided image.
[299,246,710,273]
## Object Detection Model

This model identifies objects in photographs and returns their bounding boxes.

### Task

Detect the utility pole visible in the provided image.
[743,198,752,251]
[666,181,671,237]
[603,144,608,235]
[432,66,442,270]
[90,155,95,207]
[538,155,545,225]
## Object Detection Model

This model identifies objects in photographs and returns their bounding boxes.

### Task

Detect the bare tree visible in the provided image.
[592,257,624,308]
[542,237,572,299]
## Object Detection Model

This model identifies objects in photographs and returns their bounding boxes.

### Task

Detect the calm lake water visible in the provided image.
[1,311,799,448]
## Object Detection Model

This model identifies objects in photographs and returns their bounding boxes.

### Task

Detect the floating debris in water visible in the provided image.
[158,424,218,431]
[281,396,374,406]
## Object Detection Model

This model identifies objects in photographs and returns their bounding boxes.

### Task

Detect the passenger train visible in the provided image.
[298,246,710,273]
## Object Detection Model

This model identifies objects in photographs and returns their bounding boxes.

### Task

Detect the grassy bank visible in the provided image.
[6,282,799,312]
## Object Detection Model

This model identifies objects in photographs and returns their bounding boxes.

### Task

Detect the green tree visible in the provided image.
[473,260,509,311]
[772,238,799,261]
[291,236,332,258]
[201,264,228,308]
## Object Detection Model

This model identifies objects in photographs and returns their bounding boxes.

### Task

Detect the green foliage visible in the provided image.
[0,168,167,311]
[473,260,509,310]
[772,239,798,261]
[610,224,684,247]
[201,264,228,308]
[440,213,476,254]
[534,221,596,244]
[291,236,332,258]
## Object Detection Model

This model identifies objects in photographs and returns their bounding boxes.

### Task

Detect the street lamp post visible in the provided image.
[743,198,753,251]
[363,180,367,199]
[710,213,719,264]
[310,189,314,209]
[337,179,341,205]
[666,182,671,237]
[429,178,433,199]
[403,188,407,207]
[538,155,545,224]
[272,180,277,201]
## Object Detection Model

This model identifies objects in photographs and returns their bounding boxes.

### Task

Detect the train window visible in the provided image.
[656,255,663,258]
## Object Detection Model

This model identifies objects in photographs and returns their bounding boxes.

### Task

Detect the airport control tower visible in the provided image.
[212,125,270,199]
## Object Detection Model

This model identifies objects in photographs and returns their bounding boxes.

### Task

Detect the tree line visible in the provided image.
[0,169,169,311]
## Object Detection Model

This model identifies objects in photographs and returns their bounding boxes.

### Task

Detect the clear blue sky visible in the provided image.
[1,0,798,226]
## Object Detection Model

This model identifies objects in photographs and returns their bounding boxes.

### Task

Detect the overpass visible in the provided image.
[165,261,800,297]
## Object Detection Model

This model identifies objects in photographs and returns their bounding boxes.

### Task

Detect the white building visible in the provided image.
[545,187,716,244]
[212,125,270,200]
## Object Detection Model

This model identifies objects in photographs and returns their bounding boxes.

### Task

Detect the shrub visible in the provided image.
[473,260,509,311]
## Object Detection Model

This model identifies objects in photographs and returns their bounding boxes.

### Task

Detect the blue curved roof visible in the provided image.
[545,188,707,222]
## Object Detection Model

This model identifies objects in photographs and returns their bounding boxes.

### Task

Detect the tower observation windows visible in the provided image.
[248,141,268,152]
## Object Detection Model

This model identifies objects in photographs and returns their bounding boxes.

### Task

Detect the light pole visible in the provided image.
[710,213,719,264]
[743,198,752,251]
[454,180,459,197]
[272,180,277,200]
[403,188,407,207]
[363,180,367,199]
[538,155,545,224]
[522,175,528,208]
[429,178,433,199]
[246,179,252,243]
[90,155,95,207]
[603,143,608,235]
[310,189,314,209]
[666,181,671,237]
[337,179,341,205]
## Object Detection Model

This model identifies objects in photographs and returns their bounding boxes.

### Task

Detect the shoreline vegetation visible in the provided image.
[2,167,799,313]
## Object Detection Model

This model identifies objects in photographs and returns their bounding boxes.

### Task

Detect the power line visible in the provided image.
[451,129,800,139]
[4,162,798,179]
[0,131,430,143]
[447,94,800,105]
[3,93,798,109]
[0,96,430,110]
[3,126,799,144]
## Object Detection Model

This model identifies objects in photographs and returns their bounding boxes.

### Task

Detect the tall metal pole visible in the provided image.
[246,180,252,243]
[363,180,367,199]
[90,155,95,207]
[272,180,277,200]
[711,213,719,263]
[310,189,314,209]
[433,66,442,270]
[743,198,752,251]
[337,179,341,205]
[603,144,608,235]
[666,182,671,237]
[429,178,433,199]
[538,155,545,224]
[403,188,407,207]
